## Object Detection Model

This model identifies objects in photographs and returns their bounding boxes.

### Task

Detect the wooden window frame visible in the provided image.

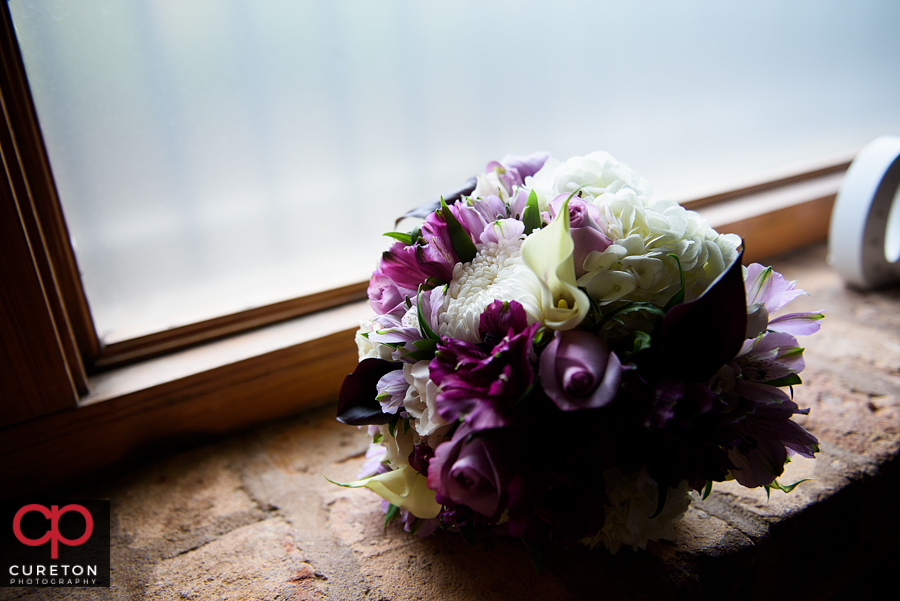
[0,2,852,496]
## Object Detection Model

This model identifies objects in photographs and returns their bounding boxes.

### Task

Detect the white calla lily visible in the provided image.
[328,464,441,519]
[520,199,590,330]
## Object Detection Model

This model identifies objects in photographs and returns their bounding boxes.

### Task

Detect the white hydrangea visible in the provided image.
[526,152,740,307]
[439,236,543,343]
[525,151,653,211]
[583,467,692,554]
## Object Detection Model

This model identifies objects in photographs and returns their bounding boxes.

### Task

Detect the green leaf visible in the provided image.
[630,331,652,356]
[384,503,400,528]
[388,418,398,438]
[701,480,713,501]
[409,518,422,535]
[440,197,477,263]
[522,189,542,235]
[373,432,384,444]
[664,253,686,311]
[769,478,812,494]
[522,538,545,572]
[597,302,667,330]
[383,231,413,246]
[766,374,803,387]
[763,484,771,502]
[402,418,410,435]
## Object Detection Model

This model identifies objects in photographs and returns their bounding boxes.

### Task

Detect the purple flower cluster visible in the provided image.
[335,152,822,553]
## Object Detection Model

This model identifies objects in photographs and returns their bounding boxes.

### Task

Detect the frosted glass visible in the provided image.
[9,0,900,342]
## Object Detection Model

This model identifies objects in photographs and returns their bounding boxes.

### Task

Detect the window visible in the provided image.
[2,1,898,495]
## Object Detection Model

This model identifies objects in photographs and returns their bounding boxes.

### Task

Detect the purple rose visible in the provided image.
[367,266,411,318]
[539,330,622,411]
[426,423,511,517]
[549,195,612,278]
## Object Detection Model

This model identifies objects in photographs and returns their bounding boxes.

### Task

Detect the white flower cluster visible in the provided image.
[526,151,741,307]
[583,467,692,554]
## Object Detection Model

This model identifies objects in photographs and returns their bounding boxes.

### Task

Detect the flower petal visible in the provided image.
[767,311,824,336]
[520,199,589,330]
[328,464,441,519]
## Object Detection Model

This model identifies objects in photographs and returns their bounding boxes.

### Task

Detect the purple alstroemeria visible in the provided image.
[479,300,530,348]
[416,210,461,284]
[725,381,819,488]
[448,200,489,243]
[766,312,825,337]
[485,152,550,197]
[549,194,612,278]
[380,240,432,291]
[470,194,509,225]
[539,330,622,411]
[736,331,805,383]
[508,188,531,221]
[430,323,540,430]
[501,151,551,180]
[368,287,445,362]
[744,263,823,338]
[479,218,525,245]
[375,369,409,415]
[426,422,513,518]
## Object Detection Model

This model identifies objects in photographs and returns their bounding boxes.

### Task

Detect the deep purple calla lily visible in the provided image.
[658,248,747,382]
[337,358,397,425]
[540,330,622,411]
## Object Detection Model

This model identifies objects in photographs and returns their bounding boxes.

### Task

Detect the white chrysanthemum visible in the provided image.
[439,236,543,343]
[583,467,692,554]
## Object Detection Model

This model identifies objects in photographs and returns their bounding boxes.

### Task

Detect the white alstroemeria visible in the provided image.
[520,200,590,330]
[329,464,441,519]
[472,170,511,202]
[439,235,543,343]
[480,218,525,245]
[402,361,451,438]
[375,420,415,468]
[583,467,692,554]
[355,320,395,362]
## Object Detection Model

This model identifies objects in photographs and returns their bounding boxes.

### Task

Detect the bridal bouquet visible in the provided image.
[333,151,822,554]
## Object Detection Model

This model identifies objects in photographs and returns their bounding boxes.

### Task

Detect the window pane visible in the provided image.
[9,0,900,342]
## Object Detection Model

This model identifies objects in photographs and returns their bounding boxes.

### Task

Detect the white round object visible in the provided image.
[828,136,900,289]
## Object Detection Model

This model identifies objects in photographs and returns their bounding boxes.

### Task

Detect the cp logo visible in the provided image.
[12,504,93,559]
